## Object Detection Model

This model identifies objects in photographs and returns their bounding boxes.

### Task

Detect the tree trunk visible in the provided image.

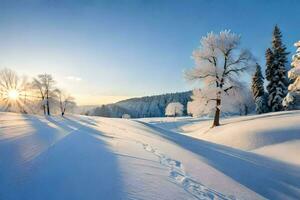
[42,105,46,115]
[62,107,66,117]
[47,101,50,115]
[42,97,46,115]
[245,105,248,115]
[60,99,63,116]
[212,99,221,127]
[46,95,50,116]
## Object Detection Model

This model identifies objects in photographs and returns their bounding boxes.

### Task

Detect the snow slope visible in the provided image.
[0,112,300,200]
[142,111,300,166]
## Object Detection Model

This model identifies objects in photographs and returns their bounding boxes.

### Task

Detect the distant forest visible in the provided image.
[87,91,192,118]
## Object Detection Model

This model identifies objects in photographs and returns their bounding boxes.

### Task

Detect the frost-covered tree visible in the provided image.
[165,102,184,117]
[265,25,289,112]
[251,63,268,114]
[122,114,131,119]
[185,30,254,127]
[283,41,300,110]
[187,87,255,117]
[187,89,203,117]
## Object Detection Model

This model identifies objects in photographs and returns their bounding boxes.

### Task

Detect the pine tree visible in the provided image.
[265,48,274,83]
[252,63,265,99]
[265,25,289,112]
[283,41,300,110]
[252,63,268,113]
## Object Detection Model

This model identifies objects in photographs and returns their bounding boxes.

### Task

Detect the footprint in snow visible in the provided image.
[142,143,236,200]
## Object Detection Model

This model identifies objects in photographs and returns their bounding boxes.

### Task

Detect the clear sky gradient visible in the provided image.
[0,0,299,105]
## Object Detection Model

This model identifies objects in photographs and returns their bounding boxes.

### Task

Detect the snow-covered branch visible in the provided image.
[185,30,254,126]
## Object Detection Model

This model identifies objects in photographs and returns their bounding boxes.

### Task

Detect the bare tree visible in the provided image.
[32,74,56,115]
[56,89,76,116]
[185,30,254,127]
[0,68,28,112]
[0,69,76,115]
[32,78,46,115]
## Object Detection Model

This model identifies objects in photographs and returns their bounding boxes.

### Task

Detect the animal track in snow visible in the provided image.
[142,143,236,200]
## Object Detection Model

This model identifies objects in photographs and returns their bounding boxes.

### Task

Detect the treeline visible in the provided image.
[88,91,192,118]
[0,68,76,116]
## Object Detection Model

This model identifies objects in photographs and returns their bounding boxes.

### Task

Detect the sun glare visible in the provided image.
[7,89,19,100]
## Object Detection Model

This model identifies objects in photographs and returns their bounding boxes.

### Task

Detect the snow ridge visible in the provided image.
[142,143,235,200]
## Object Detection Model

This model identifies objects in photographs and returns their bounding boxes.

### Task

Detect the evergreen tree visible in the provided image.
[252,63,265,99]
[265,48,274,84]
[283,41,300,110]
[265,25,289,112]
[251,63,268,113]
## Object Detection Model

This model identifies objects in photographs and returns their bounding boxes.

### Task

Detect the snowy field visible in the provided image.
[0,111,300,200]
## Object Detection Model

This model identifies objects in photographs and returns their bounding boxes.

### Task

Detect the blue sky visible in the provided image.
[0,0,299,105]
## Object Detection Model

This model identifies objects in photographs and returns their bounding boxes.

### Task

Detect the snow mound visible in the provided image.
[144,111,300,166]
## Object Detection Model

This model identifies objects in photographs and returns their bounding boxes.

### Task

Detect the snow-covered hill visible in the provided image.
[0,111,299,200]
[141,110,300,166]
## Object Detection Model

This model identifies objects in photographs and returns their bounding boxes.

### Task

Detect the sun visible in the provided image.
[7,89,20,100]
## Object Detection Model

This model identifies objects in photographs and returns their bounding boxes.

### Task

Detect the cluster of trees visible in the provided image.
[89,25,299,125]
[251,26,300,113]
[185,26,299,127]
[0,68,76,116]
[89,91,191,118]
[252,25,290,114]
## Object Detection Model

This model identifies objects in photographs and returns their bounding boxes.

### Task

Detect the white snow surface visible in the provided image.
[1,111,300,200]
[141,111,300,165]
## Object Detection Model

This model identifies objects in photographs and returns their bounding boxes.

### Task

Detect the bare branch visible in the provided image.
[224,66,248,76]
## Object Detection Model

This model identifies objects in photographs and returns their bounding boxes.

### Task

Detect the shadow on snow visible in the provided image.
[137,121,300,200]
[0,114,125,200]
